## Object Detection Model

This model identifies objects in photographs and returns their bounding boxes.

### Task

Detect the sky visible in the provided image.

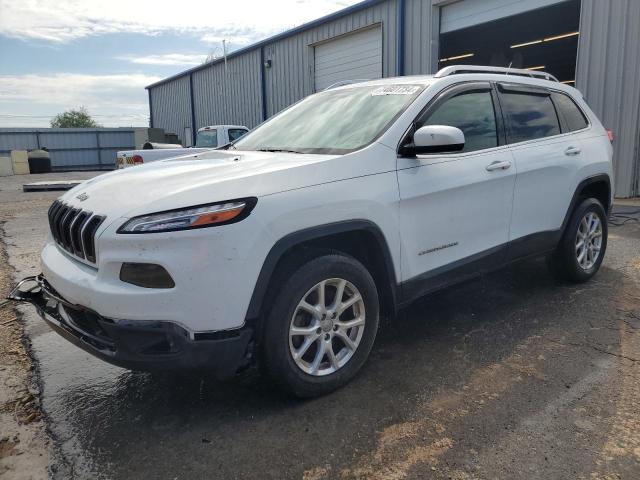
[0,0,362,128]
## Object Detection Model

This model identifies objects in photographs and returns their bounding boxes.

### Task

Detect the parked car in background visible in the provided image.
[116,124,248,168]
[11,66,613,398]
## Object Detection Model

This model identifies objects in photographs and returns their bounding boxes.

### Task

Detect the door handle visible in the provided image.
[565,146,581,156]
[486,160,512,171]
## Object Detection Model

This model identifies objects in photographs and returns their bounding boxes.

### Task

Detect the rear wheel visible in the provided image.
[549,198,608,282]
[261,252,379,397]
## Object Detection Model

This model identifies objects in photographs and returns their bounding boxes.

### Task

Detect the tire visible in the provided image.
[261,252,379,398]
[549,198,608,283]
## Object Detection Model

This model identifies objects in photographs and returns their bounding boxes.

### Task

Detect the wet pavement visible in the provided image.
[1,173,639,479]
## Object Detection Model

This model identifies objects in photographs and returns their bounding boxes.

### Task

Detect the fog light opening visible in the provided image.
[119,263,175,289]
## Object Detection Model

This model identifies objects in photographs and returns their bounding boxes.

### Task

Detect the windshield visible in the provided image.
[233,84,424,154]
[195,130,218,147]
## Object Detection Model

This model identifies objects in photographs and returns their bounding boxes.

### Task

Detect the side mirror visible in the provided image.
[401,125,465,156]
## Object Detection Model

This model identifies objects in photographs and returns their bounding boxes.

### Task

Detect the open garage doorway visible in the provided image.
[438,0,581,85]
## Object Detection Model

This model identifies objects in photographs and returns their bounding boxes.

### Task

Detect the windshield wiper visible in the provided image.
[256,148,303,154]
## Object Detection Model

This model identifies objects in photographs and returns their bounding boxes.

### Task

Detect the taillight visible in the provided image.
[132,154,144,165]
[606,129,615,143]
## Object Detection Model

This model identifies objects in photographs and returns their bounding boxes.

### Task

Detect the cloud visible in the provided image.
[0,0,362,128]
[0,0,362,43]
[0,73,161,127]
[118,53,207,66]
[0,73,160,106]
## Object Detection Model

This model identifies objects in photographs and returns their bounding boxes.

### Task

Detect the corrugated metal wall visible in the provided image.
[149,0,409,135]
[404,0,439,75]
[193,49,263,129]
[576,0,640,197]
[147,0,638,197]
[264,0,398,117]
[0,128,137,170]
[149,75,192,144]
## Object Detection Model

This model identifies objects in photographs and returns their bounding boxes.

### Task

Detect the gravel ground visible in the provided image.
[0,172,639,480]
[0,172,97,479]
[0,248,49,480]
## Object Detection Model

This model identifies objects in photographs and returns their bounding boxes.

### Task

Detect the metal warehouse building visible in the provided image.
[146,0,640,197]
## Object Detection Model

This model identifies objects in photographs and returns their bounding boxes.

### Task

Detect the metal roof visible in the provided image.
[145,0,386,90]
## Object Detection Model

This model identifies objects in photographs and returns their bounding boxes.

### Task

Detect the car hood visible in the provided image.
[59,148,360,219]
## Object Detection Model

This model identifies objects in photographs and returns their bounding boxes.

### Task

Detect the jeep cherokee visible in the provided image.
[10,65,613,397]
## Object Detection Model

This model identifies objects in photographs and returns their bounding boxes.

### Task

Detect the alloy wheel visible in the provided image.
[288,278,366,376]
[575,212,603,270]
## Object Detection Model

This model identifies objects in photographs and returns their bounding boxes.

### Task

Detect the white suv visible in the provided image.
[10,66,613,397]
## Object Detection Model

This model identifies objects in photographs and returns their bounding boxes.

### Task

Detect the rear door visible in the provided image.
[498,83,583,256]
[397,82,516,296]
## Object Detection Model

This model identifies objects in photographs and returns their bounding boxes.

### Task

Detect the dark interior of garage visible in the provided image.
[439,0,581,84]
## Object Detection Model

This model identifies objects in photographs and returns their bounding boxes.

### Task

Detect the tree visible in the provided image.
[50,107,101,128]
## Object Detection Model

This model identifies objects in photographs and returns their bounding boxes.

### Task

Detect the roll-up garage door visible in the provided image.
[440,0,567,33]
[314,26,382,92]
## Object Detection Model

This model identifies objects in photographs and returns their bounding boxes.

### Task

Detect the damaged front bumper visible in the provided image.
[8,275,253,378]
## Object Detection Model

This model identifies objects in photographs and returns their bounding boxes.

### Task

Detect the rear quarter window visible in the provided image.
[501,92,561,144]
[552,92,589,132]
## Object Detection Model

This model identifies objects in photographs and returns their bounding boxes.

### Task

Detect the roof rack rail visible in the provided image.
[434,65,559,82]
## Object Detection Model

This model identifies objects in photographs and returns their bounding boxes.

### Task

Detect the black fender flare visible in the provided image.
[560,174,612,236]
[245,220,398,321]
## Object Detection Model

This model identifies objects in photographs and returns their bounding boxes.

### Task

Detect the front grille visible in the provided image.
[48,200,105,263]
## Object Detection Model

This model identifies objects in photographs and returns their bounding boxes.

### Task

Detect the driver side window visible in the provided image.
[417,91,498,153]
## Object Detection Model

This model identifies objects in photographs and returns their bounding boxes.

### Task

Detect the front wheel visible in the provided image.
[549,198,608,283]
[261,253,379,397]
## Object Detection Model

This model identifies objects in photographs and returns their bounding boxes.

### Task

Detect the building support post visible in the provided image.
[396,0,406,76]
[188,74,197,146]
[147,88,154,128]
[96,130,102,168]
[259,47,268,122]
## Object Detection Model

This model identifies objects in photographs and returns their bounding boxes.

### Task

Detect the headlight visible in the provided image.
[117,198,256,233]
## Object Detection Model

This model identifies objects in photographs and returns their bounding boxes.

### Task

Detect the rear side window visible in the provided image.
[228,128,248,142]
[500,92,560,143]
[418,91,498,153]
[552,93,589,132]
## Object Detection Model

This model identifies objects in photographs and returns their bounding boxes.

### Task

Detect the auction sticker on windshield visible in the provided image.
[371,85,421,96]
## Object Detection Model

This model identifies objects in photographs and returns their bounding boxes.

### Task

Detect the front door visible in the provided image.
[396,82,516,299]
